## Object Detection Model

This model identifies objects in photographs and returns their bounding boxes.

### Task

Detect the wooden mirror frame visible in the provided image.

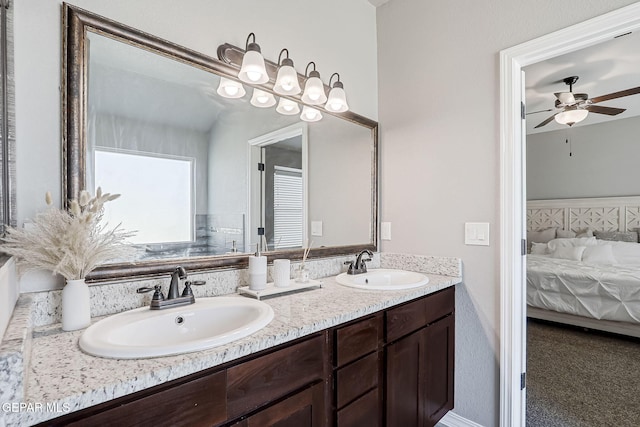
[62,4,378,282]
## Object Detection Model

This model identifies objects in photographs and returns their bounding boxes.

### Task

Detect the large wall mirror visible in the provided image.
[63,4,378,281]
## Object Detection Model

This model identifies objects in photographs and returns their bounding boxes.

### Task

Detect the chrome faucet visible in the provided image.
[136,267,205,310]
[344,250,374,275]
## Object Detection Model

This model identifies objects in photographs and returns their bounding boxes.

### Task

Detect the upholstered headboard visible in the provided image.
[527,196,640,233]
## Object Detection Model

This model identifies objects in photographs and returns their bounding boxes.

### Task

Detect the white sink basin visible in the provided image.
[79,297,274,359]
[336,269,429,290]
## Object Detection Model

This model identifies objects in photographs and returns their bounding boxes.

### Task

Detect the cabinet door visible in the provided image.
[244,383,325,427]
[386,314,454,427]
[385,330,425,427]
[424,315,454,427]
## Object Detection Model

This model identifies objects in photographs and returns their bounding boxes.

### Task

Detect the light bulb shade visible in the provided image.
[276,98,300,115]
[300,106,322,122]
[554,108,588,126]
[325,86,349,112]
[216,77,246,99]
[301,75,327,105]
[250,88,276,108]
[238,49,269,84]
[274,65,302,95]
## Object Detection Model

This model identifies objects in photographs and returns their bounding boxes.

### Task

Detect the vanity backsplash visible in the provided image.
[24,252,461,328]
[28,254,380,327]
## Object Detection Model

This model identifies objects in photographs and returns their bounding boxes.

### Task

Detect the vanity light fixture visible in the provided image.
[301,62,327,105]
[273,49,301,95]
[250,88,277,108]
[238,33,269,84]
[216,77,246,99]
[325,73,349,113]
[276,97,300,115]
[554,107,588,126]
[300,106,322,122]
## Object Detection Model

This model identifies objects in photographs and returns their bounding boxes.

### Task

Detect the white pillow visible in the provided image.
[527,228,557,253]
[598,240,640,265]
[556,229,576,239]
[547,237,597,252]
[551,245,586,261]
[576,228,594,238]
[582,245,617,265]
[530,242,549,255]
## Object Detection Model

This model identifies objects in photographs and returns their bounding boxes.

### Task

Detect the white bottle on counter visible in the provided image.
[248,244,267,290]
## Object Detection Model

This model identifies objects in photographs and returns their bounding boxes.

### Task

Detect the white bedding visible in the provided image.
[527,254,640,323]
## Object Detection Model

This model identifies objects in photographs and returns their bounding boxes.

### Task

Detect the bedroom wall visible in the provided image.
[376,0,638,425]
[527,115,640,200]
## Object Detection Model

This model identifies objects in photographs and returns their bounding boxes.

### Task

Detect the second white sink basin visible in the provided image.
[336,269,429,290]
[79,297,274,359]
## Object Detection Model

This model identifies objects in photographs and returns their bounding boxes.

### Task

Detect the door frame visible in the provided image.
[499,3,640,426]
[247,122,309,252]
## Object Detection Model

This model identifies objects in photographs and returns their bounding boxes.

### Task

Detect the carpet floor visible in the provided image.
[526,319,640,427]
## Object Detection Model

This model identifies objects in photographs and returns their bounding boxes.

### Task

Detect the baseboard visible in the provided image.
[438,411,485,427]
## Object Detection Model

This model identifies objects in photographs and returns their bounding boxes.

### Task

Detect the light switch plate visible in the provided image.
[381,222,391,241]
[465,222,490,246]
[311,221,323,237]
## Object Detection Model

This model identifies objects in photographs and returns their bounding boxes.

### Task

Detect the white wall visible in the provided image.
[14,0,377,289]
[308,117,372,247]
[376,0,638,425]
[527,115,640,200]
[0,258,18,339]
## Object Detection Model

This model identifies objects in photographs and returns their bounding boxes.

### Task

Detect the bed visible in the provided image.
[526,196,640,337]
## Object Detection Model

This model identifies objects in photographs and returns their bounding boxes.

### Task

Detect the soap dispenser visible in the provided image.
[248,243,267,290]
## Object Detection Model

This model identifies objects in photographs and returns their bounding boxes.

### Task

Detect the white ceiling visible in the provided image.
[524,30,640,135]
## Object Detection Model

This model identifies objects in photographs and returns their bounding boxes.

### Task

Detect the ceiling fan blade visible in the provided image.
[526,108,553,115]
[555,92,575,104]
[533,114,557,129]
[585,105,626,115]
[590,86,640,104]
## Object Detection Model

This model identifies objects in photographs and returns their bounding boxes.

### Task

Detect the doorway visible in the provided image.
[499,3,640,426]
[247,122,309,252]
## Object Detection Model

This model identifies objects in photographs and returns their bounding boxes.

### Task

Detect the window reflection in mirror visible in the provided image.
[94,149,194,245]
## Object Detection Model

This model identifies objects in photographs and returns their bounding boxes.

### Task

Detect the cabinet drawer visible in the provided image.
[336,388,380,427]
[385,297,426,343]
[335,352,378,409]
[424,287,454,325]
[65,370,227,427]
[227,333,326,419]
[334,315,380,367]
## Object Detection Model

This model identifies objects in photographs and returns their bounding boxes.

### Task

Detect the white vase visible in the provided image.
[62,278,91,331]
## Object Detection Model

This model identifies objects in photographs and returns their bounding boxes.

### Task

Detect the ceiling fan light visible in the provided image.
[250,88,276,108]
[217,77,246,99]
[555,108,588,126]
[276,98,300,115]
[300,106,322,122]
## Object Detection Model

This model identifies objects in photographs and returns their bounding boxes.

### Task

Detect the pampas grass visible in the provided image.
[1,188,135,280]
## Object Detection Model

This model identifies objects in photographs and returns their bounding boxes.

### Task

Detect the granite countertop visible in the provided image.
[5,272,461,426]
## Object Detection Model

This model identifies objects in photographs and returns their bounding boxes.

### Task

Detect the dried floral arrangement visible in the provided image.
[1,188,135,280]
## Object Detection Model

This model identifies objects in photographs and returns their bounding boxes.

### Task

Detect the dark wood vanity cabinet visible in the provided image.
[42,287,454,427]
[332,314,383,427]
[44,333,328,427]
[385,287,455,427]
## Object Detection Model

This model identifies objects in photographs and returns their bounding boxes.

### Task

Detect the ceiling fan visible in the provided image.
[530,76,640,128]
